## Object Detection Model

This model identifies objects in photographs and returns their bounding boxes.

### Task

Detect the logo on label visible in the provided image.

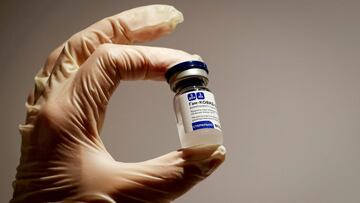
[196,92,205,100]
[187,93,196,101]
[188,92,206,101]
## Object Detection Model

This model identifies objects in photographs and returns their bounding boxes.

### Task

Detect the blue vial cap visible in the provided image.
[165,61,208,83]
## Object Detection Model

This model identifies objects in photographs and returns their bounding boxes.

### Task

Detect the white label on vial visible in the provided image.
[179,90,222,133]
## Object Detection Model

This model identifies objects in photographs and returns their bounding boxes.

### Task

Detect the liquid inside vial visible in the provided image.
[166,61,223,148]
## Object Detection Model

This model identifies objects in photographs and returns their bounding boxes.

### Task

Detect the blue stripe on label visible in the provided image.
[192,121,214,131]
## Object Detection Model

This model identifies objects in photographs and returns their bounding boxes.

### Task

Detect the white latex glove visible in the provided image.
[11,5,226,203]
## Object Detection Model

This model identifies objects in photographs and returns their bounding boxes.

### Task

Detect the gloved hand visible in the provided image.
[11,5,226,203]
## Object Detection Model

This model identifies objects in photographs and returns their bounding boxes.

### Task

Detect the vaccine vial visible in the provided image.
[165,61,223,148]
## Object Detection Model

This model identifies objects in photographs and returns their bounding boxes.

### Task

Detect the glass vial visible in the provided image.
[165,61,223,148]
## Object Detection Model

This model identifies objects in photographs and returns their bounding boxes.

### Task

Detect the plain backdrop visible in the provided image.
[1,0,360,202]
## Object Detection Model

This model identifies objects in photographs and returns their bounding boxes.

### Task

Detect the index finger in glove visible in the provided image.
[30,5,183,104]
[52,5,183,71]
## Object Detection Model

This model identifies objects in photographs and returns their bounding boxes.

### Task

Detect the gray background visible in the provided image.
[1,0,360,202]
